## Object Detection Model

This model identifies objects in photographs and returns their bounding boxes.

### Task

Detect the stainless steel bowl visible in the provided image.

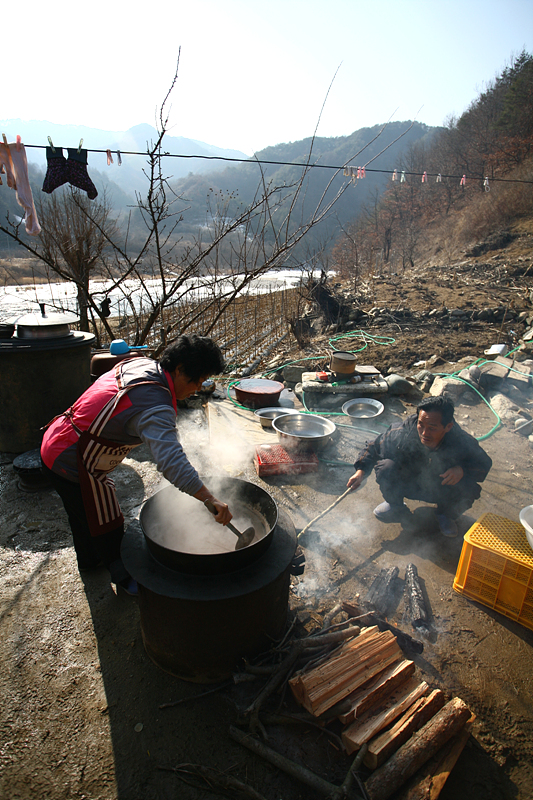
[272,413,336,451]
[342,398,384,419]
[254,406,301,429]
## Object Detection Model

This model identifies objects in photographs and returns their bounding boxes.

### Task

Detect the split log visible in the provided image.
[342,679,429,754]
[397,713,476,800]
[365,697,471,800]
[290,627,402,717]
[365,566,400,615]
[364,688,446,769]
[337,659,416,725]
[342,599,424,655]
[244,624,361,734]
[404,563,429,629]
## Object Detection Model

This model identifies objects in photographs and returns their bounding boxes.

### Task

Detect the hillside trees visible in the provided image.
[331,50,533,281]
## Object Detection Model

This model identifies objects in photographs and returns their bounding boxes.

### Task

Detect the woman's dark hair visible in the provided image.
[416,395,455,426]
[159,335,225,380]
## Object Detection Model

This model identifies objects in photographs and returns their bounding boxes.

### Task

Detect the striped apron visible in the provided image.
[62,365,171,536]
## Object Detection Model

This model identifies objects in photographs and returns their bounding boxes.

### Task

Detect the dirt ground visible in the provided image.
[1,232,533,800]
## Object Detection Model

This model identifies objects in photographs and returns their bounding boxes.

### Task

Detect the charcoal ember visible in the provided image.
[405,562,429,628]
[364,566,400,616]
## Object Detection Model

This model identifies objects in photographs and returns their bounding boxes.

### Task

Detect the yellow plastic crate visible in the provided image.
[453,512,533,631]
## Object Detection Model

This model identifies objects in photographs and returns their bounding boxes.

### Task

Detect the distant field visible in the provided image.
[0,258,54,285]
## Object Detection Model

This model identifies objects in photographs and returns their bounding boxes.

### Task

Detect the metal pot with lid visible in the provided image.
[15,303,79,340]
[330,350,357,375]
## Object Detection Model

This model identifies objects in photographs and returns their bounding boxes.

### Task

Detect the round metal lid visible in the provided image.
[16,308,79,327]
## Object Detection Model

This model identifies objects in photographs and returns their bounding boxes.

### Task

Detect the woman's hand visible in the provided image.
[209,498,232,525]
[194,485,233,524]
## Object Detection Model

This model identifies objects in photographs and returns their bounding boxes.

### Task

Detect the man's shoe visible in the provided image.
[373,501,410,523]
[436,514,459,538]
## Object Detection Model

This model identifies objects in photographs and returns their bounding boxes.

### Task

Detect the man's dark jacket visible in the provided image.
[354,414,492,487]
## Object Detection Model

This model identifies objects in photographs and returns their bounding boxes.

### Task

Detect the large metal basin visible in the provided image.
[254,406,300,429]
[342,398,384,419]
[272,413,336,452]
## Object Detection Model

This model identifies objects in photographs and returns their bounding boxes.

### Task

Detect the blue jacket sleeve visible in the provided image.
[126,406,203,496]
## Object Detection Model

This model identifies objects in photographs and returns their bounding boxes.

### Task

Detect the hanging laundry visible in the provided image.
[436,173,442,183]
[0,140,41,235]
[117,150,122,166]
[66,148,98,199]
[483,177,490,192]
[42,146,69,194]
[392,169,398,181]
[106,150,114,166]
[422,171,428,183]
[460,174,466,186]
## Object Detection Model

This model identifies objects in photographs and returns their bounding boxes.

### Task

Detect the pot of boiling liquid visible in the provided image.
[139,477,278,575]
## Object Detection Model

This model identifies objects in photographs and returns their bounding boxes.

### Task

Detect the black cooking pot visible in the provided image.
[139,477,278,575]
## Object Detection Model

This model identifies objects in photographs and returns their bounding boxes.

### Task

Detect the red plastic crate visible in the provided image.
[254,444,319,476]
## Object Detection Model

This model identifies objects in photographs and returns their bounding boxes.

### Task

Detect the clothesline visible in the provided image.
[22,142,533,186]
[2,135,533,240]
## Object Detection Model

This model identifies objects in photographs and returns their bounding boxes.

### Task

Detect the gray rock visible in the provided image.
[427,354,446,368]
[283,365,306,383]
[385,374,413,394]
[488,392,521,423]
[515,418,533,436]
[429,376,467,402]
[503,383,530,409]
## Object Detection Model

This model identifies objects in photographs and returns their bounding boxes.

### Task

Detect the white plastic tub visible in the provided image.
[519,505,533,551]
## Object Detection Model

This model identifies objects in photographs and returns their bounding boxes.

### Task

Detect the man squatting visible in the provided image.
[347,396,492,538]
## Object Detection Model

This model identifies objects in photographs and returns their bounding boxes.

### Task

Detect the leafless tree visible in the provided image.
[37,187,119,332]
[1,53,393,356]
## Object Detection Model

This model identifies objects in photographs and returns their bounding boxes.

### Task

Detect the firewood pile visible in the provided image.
[229,599,475,800]
[288,622,473,799]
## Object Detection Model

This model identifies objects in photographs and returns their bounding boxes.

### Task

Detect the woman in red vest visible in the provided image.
[41,335,231,596]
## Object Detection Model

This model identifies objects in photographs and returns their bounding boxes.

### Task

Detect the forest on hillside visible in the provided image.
[331,50,533,279]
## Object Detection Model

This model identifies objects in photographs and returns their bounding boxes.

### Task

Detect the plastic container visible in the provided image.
[519,505,533,552]
[453,512,533,631]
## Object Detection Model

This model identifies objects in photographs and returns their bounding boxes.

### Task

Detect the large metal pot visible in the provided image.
[272,413,336,452]
[15,304,79,339]
[139,477,278,575]
[330,350,357,375]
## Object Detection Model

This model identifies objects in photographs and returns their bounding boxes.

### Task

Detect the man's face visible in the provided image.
[417,409,453,450]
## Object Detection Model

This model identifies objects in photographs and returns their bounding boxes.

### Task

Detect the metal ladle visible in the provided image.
[204,499,255,550]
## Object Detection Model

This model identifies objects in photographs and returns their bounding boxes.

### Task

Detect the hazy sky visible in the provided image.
[5,0,533,154]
